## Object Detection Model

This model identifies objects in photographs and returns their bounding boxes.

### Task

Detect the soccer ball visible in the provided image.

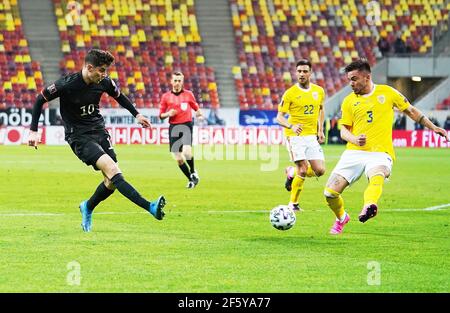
[270,205,296,230]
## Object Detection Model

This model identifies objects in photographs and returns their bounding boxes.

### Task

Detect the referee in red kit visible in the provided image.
[159,71,205,189]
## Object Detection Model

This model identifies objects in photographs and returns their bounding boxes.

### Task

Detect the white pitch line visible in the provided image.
[0,213,64,216]
[384,203,450,212]
[1,204,449,217]
[0,211,146,217]
[208,204,450,214]
[423,203,450,211]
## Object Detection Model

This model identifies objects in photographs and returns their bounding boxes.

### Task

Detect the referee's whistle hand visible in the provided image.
[168,109,177,117]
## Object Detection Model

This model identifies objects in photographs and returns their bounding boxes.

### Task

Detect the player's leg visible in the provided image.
[283,137,295,191]
[286,136,308,211]
[97,154,165,220]
[80,174,115,232]
[359,161,391,223]
[173,151,193,188]
[68,139,111,232]
[284,165,295,191]
[305,136,325,178]
[324,150,365,234]
[289,160,308,211]
[308,160,326,178]
[170,123,194,187]
[181,122,199,187]
[183,144,199,186]
[86,173,116,211]
[324,173,350,234]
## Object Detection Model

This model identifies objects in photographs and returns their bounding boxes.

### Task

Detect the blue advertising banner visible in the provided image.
[239,110,280,126]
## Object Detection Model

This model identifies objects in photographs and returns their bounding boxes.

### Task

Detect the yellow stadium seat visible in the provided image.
[27,77,37,90]
[3,81,12,91]
[282,72,291,82]
[66,60,75,70]
[125,49,134,58]
[208,82,217,91]
[61,41,71,52]
[136,82,145,91]
[22,55,31,63]
[232,66,241,75]
[165,55,174,64]
[109,71,118,80]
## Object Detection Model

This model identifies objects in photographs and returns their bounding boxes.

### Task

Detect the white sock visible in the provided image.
[339,212,347,223]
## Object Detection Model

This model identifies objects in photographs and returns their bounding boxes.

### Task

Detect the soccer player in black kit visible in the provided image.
[27,49,166,232]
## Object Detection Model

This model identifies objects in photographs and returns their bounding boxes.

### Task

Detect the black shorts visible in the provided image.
[169,121,193,153]
[67,130,117,170]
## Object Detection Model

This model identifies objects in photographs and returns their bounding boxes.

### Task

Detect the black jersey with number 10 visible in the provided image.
[41,71,120,137]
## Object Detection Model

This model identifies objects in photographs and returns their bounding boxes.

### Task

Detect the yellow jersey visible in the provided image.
[278,83,325,137]
[340,84,411,160]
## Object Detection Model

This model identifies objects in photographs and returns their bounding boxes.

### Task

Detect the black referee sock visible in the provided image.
[87,182,115,211]
[110,173,150,211]
[186,157,195,174]
[178,163,192,179]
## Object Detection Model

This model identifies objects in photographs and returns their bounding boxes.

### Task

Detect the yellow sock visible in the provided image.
[364,175,385,207]
[306,164,315,177]
[324,187,345,220]
[290,175,305,204]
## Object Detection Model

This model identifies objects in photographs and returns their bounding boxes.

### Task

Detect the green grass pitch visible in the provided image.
[0,144,449,292]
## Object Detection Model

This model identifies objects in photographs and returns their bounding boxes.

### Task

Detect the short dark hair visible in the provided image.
[344,59,371,73]
[85,49,115,67]
[296,59,312,70]
[172,71,184,76]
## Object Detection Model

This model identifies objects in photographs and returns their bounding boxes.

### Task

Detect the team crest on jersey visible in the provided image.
[47,84,57,94]
[180,102,188,111]
[312,92,318,100]
[377,95,385,104]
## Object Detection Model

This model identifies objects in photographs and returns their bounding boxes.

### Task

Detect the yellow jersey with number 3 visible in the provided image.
[340,84,410,160]
[278,83,325,137]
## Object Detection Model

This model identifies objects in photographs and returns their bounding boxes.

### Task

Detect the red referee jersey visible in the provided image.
[159,89,199,124]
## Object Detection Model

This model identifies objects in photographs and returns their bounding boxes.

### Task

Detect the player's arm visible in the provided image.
[158,95,176,120]
[277,94,302,134]
[116,93,151,128]
[403,105,449,141]
[340,124,366,146]
[276,111,302,135]
[317,103,325,143]
[194,108,204,120]
[189,92,204,120]
[28,93,48,149]
[28,81,63,149]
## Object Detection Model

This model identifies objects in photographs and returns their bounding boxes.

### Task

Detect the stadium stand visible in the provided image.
[436,95,450,110]
[0,0,45,108]
[52,0,220,109]
[230,0,450,109]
